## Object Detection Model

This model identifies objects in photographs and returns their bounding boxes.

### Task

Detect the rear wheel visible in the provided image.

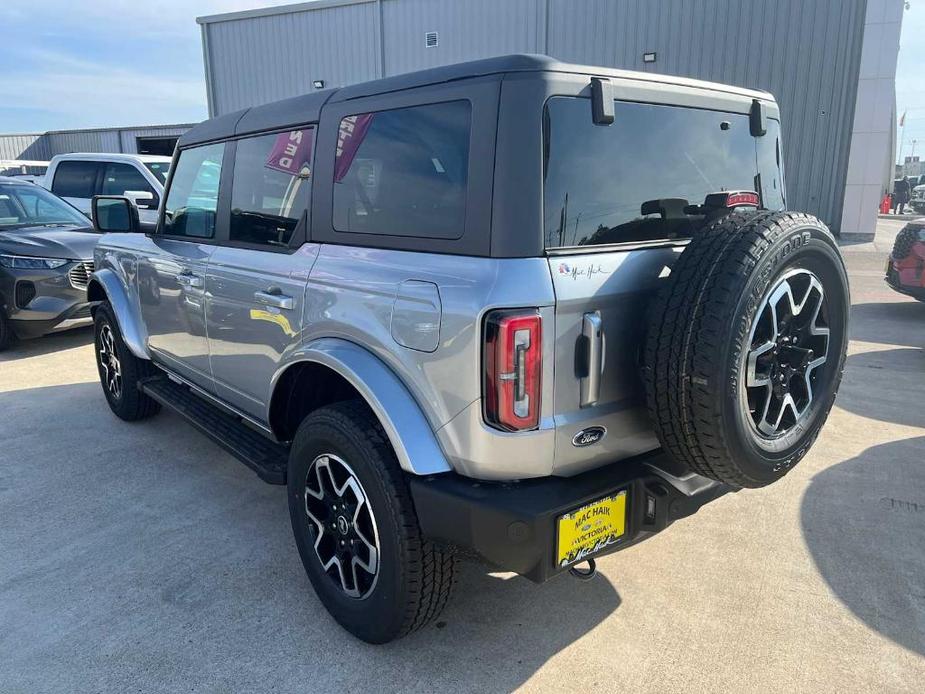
[287,401,455,643]
[94,303,161,421]
[644,211,849,488]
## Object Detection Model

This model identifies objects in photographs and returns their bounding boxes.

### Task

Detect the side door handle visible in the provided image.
[579,311,605,408]
[176,272,203,289]
[254,289,294,310]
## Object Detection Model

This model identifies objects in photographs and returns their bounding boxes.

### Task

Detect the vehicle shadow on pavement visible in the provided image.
[0,382,621,693]
[837,348,925,429]
[0,325,93,362]
[849,301,925,348]
[801,436,925,657]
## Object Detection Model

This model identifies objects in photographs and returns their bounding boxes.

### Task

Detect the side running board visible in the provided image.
[139,376,289,485]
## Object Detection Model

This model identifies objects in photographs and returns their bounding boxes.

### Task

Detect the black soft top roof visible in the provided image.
[178,53,771,148]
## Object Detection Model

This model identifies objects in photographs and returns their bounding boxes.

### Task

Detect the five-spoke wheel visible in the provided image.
[743,269,830,437]
[97,323,123,400]
[303,453,380,599]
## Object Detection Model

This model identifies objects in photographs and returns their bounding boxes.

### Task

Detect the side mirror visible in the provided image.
[92,196,140,233]
[124,190,158,210]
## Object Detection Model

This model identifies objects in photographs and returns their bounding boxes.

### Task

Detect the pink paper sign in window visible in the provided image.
[334,113,374,182]
[265,128,314,176]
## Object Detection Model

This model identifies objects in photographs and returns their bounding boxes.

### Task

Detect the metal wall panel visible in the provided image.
[546,0,867,231]
[200,0,869,231]
[203,0,381,115]
[0,125,192,160]
[0,134,49,160]
[119,126,190,154]
[381,0,545,75]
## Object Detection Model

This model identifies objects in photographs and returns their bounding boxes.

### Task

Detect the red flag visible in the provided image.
[334,113,374,182]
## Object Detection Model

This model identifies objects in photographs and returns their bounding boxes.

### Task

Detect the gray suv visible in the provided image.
[88,55,849,643]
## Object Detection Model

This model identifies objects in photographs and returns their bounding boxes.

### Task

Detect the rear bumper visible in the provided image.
[410,449,733,583]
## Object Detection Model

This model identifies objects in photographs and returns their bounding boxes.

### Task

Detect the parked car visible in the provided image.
[0,176,99,350]
[88,54,849,643]
[909,182,925,215]
[0,160,49,185]
[885,219,925,301]
[43,153,171,223]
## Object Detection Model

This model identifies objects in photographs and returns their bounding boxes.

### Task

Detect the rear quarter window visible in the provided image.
[332,100,470,239]
[52,160,100,198]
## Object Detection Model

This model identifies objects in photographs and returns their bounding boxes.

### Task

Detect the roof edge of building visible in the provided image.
[0,123,197,138]
[196,0,374,26]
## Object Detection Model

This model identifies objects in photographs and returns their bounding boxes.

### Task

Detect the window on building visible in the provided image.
[51,160,100,198]
[333,101,471,239]
[230,128,314,247]
[162,143,224,239]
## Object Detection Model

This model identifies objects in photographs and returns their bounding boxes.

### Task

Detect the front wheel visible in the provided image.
[287,401,455,643]
[94,303,161,421]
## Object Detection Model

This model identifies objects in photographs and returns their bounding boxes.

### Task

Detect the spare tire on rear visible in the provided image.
[644,211,849,488]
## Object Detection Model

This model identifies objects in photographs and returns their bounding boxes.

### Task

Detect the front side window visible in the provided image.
[543,98,787,248]
[52,160,100,198]
[162,143,224,239]
[230,128,314,248]
[101,162,155,196]
[333,101,470,239]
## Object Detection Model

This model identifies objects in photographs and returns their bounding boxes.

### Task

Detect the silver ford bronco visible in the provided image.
[88,55,849,643]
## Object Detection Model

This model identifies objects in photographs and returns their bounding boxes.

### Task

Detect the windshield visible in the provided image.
[144,161,170,184]
[543,98,786,248]
[0,183,90,230]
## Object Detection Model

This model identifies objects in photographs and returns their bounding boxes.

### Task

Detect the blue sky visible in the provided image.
[896,1,925,163]
[1,0,923,162]
[0,1,294,132]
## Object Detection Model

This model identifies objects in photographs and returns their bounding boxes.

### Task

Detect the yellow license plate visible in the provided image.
[556,490,627,568]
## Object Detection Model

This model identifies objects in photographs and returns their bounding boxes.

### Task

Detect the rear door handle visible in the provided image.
[176,273,203,289]
[580,311,604,408]
[254,289,294,310]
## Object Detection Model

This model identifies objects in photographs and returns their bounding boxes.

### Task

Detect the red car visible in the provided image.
[886,220,925,301]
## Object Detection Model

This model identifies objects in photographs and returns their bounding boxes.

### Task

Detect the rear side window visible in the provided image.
[332,101,470,239]
[162,143,224,239]
[230,128,314,248]
[52,160,99,198]
[101,162,155,196]
[543,98,786,248]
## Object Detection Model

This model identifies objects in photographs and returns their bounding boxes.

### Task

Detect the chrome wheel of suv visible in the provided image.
[742,268,830,438]
[303,453,380,599]
[98,323,123,400]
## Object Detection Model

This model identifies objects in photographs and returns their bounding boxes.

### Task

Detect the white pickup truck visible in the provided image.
[43,153,171,223]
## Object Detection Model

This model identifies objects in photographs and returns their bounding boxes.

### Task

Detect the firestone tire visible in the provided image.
[94,303,161,421]
[287,401,455,643]
[644,211,849,488]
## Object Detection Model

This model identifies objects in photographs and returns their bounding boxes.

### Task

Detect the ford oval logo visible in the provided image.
[572,426,606,447]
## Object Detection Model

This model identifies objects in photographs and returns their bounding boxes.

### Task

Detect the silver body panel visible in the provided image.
[206,244,319,418]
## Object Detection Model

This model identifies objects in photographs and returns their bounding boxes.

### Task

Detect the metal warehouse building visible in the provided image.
[0,124,194,161]
[198,0,905,238]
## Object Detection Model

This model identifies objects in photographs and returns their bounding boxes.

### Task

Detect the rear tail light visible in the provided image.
[483,309,542,431]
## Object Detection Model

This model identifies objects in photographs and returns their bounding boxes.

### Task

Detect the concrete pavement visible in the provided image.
[1,219,923,693]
